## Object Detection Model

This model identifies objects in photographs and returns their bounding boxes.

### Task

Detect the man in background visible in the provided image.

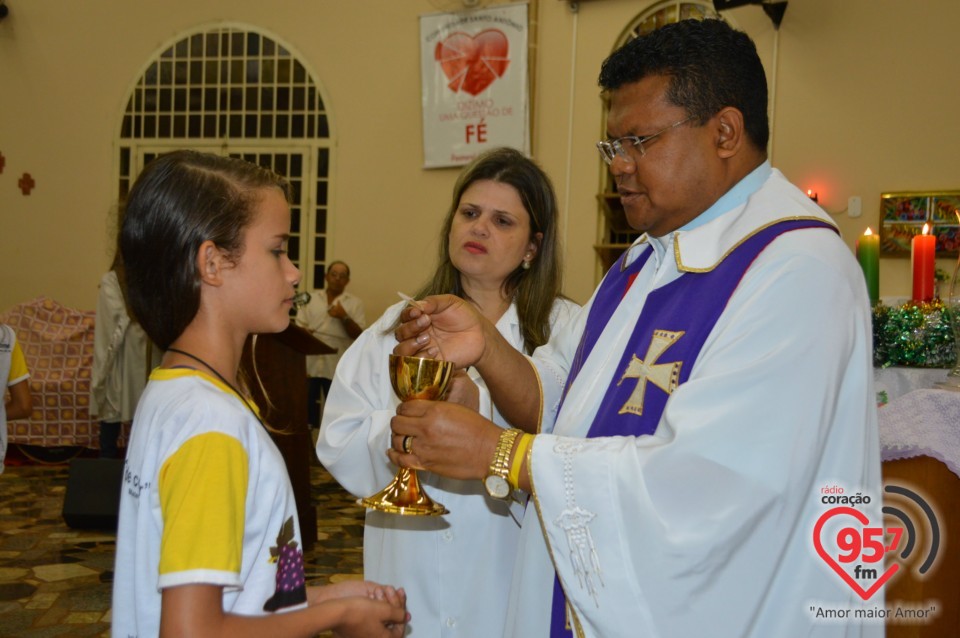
[296,260,366,429]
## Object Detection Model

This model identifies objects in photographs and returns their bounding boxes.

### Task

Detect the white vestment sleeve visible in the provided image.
[530,296,592,434]
[316,304,404,496]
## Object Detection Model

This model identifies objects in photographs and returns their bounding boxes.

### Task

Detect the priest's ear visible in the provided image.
[714,107,746,159]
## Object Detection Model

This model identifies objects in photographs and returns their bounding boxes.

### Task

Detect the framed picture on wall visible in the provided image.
[419,3,530,169]
[879,191,960,257]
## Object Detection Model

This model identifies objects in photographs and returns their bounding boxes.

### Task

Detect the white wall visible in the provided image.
[2,0,958,320]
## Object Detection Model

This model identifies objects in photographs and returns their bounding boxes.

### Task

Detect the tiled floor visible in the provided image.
[0,453,365,637]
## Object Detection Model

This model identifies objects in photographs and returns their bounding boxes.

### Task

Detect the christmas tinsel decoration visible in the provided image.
[873,299,960,368]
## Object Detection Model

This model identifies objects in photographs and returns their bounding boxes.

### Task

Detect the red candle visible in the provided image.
[911,223,936,302]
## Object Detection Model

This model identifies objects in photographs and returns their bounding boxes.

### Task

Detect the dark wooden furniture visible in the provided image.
[242,322,332,551]
[883,456,960,637]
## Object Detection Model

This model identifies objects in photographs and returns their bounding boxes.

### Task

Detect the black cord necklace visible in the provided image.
[165,347,265,429]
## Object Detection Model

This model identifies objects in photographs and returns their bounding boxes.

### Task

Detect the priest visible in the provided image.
[390,18,882,638]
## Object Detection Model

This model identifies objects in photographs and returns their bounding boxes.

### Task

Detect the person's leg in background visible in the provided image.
[99,421,121,459]
[307,377,322,429]
[307,377,333,427]
[307,377,332,449]
[318,377,332,418]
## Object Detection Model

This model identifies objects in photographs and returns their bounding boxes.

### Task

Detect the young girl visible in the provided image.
[112,150,407,637]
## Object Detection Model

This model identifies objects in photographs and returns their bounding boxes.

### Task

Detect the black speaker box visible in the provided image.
[61,458,124,530]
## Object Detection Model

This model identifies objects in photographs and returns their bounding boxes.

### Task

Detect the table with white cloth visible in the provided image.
[874,366,955,403]
[879,386,960,637]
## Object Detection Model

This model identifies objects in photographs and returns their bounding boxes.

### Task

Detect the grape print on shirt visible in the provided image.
[263,516,307,611]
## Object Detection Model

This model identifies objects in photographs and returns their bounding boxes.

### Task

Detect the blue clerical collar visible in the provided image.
[677,160,771,233]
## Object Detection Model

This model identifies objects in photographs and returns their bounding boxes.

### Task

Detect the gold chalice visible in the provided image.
[359,354,454,516]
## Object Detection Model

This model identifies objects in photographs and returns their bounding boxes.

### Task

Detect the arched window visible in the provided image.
[116,24,333,288]
[595,2,721,272]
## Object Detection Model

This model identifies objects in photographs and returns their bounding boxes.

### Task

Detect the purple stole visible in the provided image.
[549,219,836,637]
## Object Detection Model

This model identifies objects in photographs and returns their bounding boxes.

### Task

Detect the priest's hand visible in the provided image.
[388,400,499,480]
[393,294,488,368]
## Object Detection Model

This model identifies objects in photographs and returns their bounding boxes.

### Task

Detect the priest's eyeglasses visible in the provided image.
[597,116,694,166]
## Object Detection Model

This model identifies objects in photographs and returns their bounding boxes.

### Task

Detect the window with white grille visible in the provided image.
[117,25,333,288]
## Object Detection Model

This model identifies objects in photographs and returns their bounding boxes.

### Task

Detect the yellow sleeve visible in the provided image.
[8,341,29,385]
[157,432,249,578]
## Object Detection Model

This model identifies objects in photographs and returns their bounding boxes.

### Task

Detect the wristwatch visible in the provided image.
[484,428,521,499]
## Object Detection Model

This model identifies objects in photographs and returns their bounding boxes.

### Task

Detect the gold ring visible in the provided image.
[402,435,414,454]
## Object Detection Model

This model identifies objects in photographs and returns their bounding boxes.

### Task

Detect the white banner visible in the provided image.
[420,3,529,169]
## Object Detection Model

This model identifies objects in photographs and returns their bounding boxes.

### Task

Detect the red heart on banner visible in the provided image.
[435,30,510,96]
[812,506,899,600]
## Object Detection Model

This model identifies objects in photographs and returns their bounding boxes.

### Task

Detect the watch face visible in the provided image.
[484,475,510,499]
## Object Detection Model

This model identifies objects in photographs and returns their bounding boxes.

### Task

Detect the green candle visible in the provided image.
[858,228,880,306]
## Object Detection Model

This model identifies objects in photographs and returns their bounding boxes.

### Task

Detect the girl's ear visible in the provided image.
[196,240,224,286]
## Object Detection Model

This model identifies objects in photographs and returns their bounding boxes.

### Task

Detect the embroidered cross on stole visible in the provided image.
[549,219,837,637]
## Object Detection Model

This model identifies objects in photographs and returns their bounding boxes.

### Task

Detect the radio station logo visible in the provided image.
[811,482,942,623]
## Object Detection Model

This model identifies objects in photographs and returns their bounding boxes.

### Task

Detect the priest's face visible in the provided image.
[605,74,727,237]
